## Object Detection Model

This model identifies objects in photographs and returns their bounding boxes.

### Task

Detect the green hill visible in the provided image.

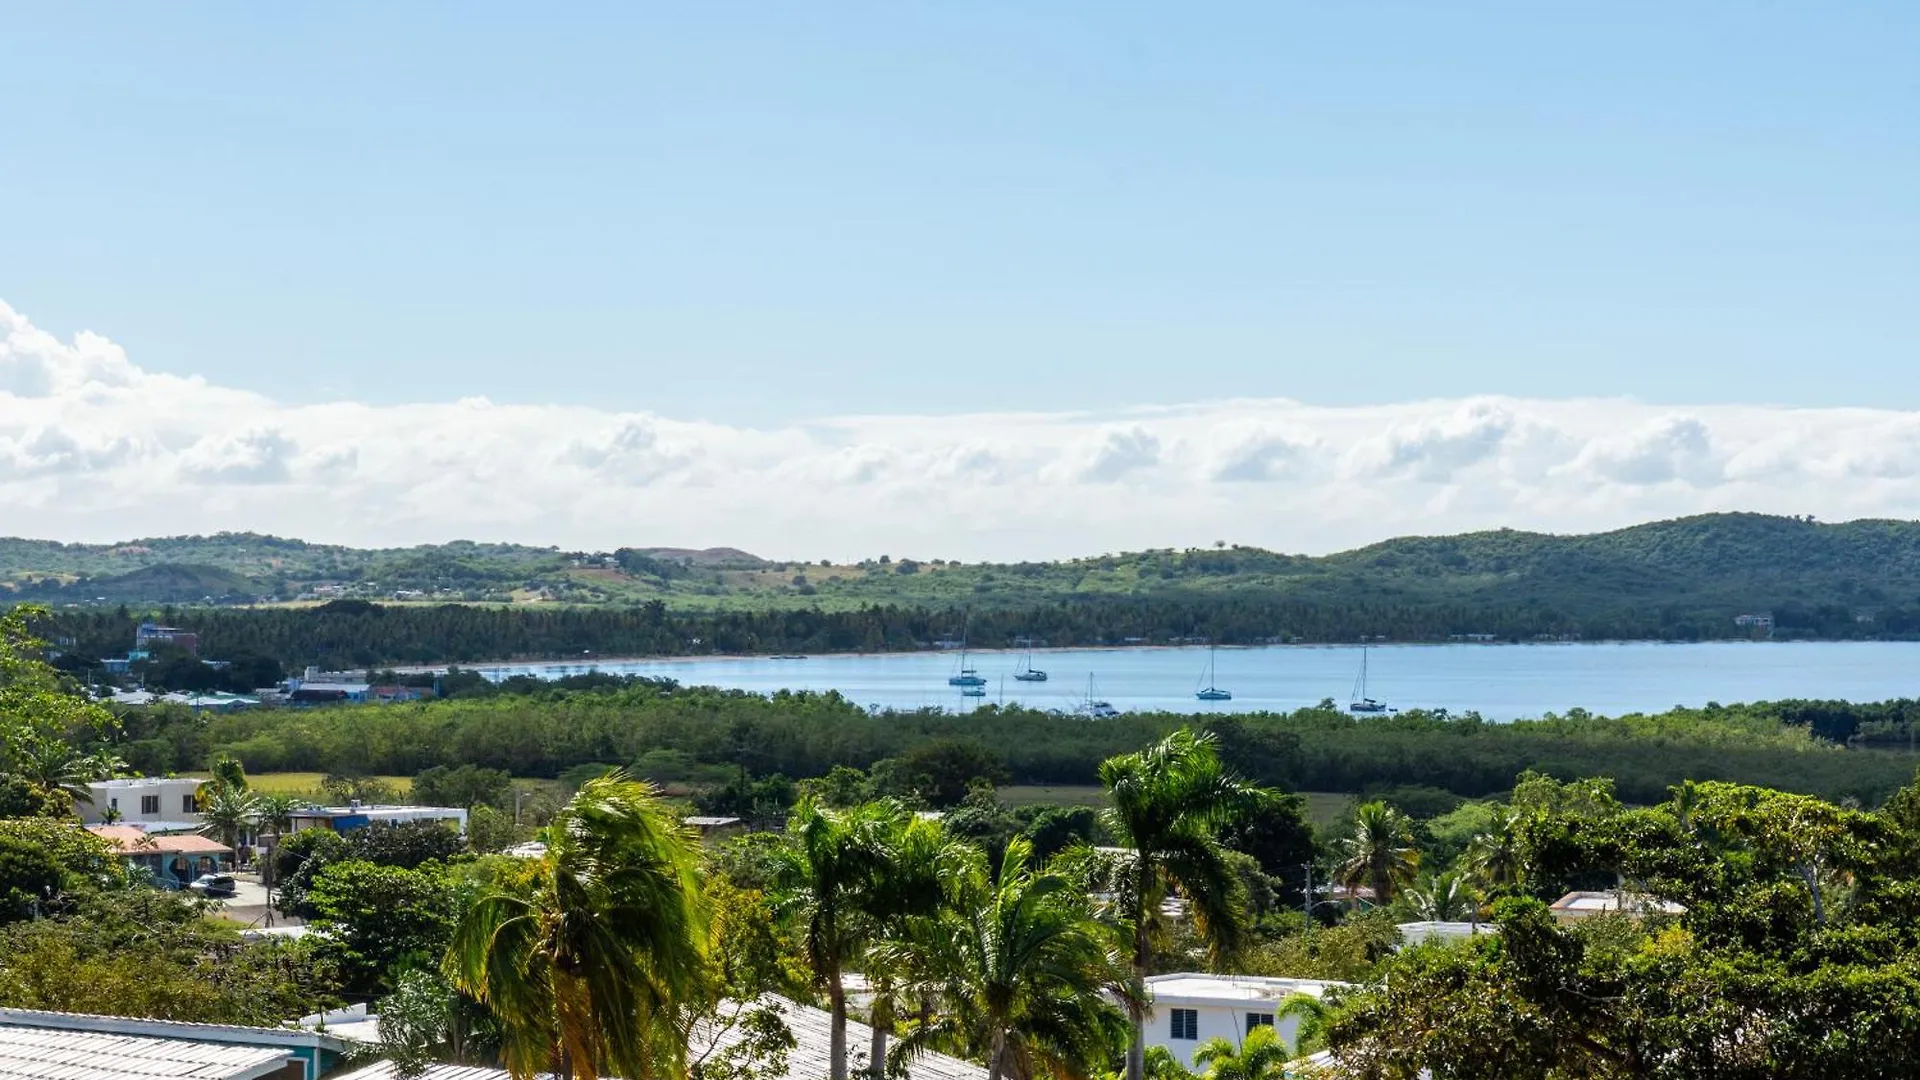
[6,514,1920,642]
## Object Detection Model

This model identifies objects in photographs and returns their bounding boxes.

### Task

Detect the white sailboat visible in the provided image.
[947,624,986,687]
[1075,674,1119,719]
[1348,643,1391,713]
[1013,643,1048,682]
[1195,645,1231,701]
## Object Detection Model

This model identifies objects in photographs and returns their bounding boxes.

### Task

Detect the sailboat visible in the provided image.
[947,627,986,687]
[1348,643,1391,713]
[1013,643,1048,682]
[959,684,987,698]
[1075,674,1119,719]
[1195,645,1232,701]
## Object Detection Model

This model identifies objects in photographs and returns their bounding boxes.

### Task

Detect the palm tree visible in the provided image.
[199,784,264,866]
[16,743,123,809]
[1274,993,1330,1056]
[772,799,904,1080]
[1191,1025,1290,1080]
[1095,729,1271,1080]
[1463,806,1523,895]
[860,810,972,1080]
[1333,802,1418,906]
[893,837,1131,1080]
[1400,870,1479,923]
[252,793,299,834]
[446,771,707,1080]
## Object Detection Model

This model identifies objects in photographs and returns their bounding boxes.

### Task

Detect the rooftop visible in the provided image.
[84,826,230,856]
[90,777,204,789]
[0,1008,347,1080]
[0,1023,288,1080]
[321,996,986,1080]
[1550,890,1687,918]
[1145,973,1348,1005]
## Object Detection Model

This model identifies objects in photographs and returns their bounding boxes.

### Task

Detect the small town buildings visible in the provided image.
[80,777,206,830]
[84,825,233,889]
[1550,890,1686,923]
[284,804,468,836]
[0,1007,349,1080]
[1142,973,1348,1066]
[135,622,200,655]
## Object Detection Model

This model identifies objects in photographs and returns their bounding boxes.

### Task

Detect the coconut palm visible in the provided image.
[893,837,1131,1080]
[1333,802,1419,906]
[1094,729,1272,1080]
[446,771,707,1080]
[199,784,264,866]
[15,743,123,809]
[1401,870,1479,922]
[1275,993,1330,1056]
[252,793,299,834]
[1191,1025,1291,1080]
[1462,806,1523,895]
[860,810,973,1080]
[772,799,897,1080]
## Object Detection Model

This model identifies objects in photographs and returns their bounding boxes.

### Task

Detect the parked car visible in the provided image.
[188,873,237,898]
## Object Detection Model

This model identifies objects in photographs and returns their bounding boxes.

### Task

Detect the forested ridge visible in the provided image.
[16,513,1920,663]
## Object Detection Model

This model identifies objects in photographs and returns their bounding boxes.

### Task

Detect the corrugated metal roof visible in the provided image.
[329,995,989,1080]
[0,1024,290,1080]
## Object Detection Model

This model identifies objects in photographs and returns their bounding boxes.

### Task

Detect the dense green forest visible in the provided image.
[92,682,1920,807]
[14,514,1920,659]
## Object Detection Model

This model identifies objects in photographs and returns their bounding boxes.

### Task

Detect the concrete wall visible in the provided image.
[1143,1002,1307,1067]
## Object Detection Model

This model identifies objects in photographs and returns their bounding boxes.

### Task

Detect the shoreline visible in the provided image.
[391,636,1846,674]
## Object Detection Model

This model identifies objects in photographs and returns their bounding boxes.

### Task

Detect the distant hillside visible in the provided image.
[7,515,1920,643]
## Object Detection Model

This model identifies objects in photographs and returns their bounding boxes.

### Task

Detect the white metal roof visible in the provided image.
[0,1024,290,1080]
[325,995,988,1080]
[1145,973,1347,1006]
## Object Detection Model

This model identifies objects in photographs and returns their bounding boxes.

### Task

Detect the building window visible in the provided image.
[109,797,118,810]
[1248,1012,1274,1031]
[1170,1009,1198,1041]
[183,794,199,814]
[140,795,160,815]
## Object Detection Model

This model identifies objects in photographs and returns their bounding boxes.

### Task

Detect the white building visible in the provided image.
[1142,973,1347,1066]
[1396,920,1498,948]
[285,804,469,836]
[79,777,206,831]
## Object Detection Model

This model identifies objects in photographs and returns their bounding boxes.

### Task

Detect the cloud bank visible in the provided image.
[4,299,1918,560]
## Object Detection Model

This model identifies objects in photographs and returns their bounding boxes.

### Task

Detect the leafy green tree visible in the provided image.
[0,889,336,1024]
[895,837,1130,1080]
[447,772,707,1080]
[272,828,352,917]
[351,820,466,869]
[1092,729,1270,1080]
[308,860,458,995]
[413,764,513,810]
[1334,802,1419,906]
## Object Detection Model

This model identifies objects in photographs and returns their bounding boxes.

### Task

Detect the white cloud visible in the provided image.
[5,297,1920,560]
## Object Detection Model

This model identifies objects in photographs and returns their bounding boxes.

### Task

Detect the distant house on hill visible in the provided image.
[1550,889,1686,923]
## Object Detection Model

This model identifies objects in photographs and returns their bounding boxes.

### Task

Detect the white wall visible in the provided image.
[1142,1002,1307,1067]
[81,779,205,825]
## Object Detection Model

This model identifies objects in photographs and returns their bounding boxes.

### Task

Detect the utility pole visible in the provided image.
[1302,862,1314,921]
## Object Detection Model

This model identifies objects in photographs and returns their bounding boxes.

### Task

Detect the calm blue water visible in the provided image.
[474,642,1920,721]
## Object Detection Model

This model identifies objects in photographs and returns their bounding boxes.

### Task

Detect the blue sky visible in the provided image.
[5,2,1914,427]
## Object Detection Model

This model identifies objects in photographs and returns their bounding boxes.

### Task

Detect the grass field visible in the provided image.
[190,771,416,800]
